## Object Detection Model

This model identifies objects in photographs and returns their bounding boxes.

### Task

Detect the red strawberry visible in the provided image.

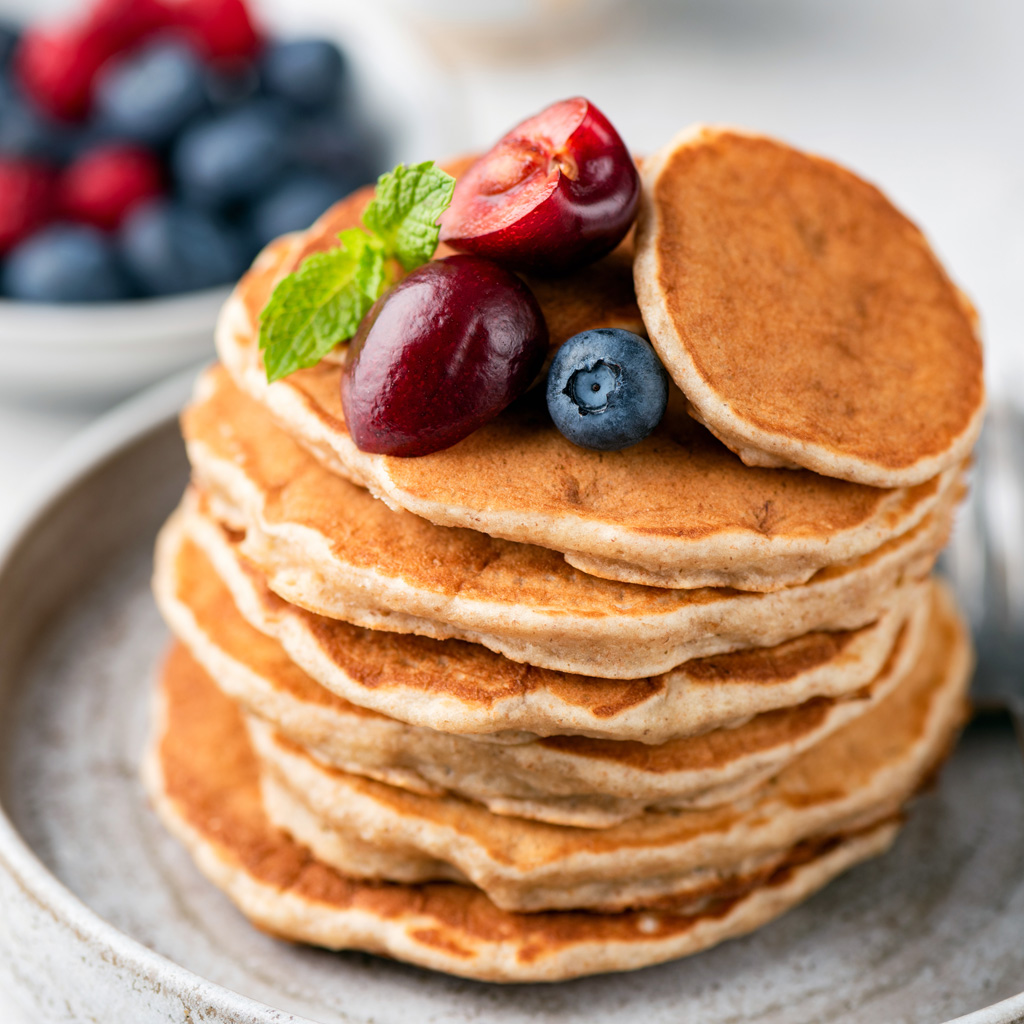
[14,26,112,121]
[60,145,163,231]
[0,159,56,254]
[171,0,262,60]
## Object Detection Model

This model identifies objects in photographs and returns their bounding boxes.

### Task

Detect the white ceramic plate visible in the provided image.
[0,0,460,406]
[1,370,1024,1022]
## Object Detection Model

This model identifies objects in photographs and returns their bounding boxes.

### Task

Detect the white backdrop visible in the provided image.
[0,0,1021,1016]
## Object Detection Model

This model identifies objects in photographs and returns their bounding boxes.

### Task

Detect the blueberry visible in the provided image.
[172,102,289,209]
[546,329,669,451]
[292,112,384,192]
[3,224,132,302]
[261,39,347,112]
[0,89,70,162]
[204,63,260,112]
[249,172,344,249]
[94,40,208,148]
[119,199,247,295]
[0,21,18,70]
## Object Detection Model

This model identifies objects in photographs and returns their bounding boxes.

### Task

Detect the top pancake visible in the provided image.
[216,186,956,593]
[634,125,985,488]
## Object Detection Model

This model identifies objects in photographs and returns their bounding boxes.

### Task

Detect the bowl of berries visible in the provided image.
[0,0,451,404]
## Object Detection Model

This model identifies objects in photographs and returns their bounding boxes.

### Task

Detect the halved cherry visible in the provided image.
[341,255,548,457]
[439,97,639,275]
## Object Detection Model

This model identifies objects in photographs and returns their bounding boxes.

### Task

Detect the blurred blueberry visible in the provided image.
[0,90,70,162]
[249,172,344,249]
[172,101,289,209]
[260,39,347,112]
[292,113,384,192]
[204,62,260,111]
[60,119,134,162]
[3,225,132,302]
[94,40,208,147]
[120,199,247,295]
[0,21,18,70]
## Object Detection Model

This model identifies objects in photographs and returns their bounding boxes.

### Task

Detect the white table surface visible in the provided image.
[1,0,1021,1018]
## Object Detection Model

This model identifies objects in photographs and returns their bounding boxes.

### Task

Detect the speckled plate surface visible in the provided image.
[1,371,1023,1024]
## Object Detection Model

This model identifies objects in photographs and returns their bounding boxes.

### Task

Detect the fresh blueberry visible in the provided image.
[249,172,344,249]
[3,224,132,302]
[94,40,208,148]
[119,199,247,295]
[0,21,18,70]
[292,112,383,192]
[260,39,347,112]
[546,329,669,451]
[172,101,289,209]
[0,89,70,162]
[204,63,260,112]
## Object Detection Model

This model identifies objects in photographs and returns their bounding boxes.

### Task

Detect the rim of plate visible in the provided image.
[0,365,329,1024]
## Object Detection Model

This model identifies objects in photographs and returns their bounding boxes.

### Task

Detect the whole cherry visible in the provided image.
[439,97,639,275]
[341,255,548,457]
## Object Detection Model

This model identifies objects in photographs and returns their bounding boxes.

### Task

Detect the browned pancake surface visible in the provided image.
[226,162,951,591]
[637,128,983,482]
[185,367,941,620]
[174,529,912,775]
[154,643,899,962]
[259,581,965,864]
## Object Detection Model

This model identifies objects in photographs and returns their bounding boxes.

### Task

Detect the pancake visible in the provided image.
[218,221,957,592]
[634,125,985,488]
[169,501,921,741]
[245,582,968,913]
[144,642,902,982]
[154,513,933,827]
[183,368,956,679]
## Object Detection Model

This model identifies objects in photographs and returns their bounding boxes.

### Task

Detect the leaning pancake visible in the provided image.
[144,643,903,982]
[244,583,968,913]
[217,201,957,593]
[183,368,956,679]
[634,125,985,488]
[154,513,932,827]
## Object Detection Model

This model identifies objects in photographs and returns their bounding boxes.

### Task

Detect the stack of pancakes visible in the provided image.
[146,127,984,982]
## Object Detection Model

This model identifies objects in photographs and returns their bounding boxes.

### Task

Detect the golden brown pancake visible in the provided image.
[162,499,922,742]
[154,513,932,827]
[241,581,970,913]
[217,187,959,592]
[634,125,985,487]
[143,642,905,982]
[182,367,955,678]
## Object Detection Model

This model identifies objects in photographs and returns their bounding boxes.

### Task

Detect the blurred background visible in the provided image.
[0,0,1020,534]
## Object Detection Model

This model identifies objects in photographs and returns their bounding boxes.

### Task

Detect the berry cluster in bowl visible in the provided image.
[0,0,385,303]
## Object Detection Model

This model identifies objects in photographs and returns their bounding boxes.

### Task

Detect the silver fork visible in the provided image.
[941,401,1024,746]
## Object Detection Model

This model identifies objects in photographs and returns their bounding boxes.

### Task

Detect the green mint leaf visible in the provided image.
[361,161,456,271]
[259,229,390,383]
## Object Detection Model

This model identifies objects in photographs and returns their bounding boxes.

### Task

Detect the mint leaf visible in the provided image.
[258,160,457,383]
[259,229,390,383]
[362,161,456,271]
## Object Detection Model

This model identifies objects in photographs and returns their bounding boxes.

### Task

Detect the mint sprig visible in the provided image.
[259,161,456,383]
[362,161,457,271]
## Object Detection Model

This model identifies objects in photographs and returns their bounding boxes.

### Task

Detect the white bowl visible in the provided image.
[0,0,460,407]
[0,290,229,406]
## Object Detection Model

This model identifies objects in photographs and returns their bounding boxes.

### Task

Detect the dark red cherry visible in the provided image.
[439,97,639,275]
[341,255,548,457]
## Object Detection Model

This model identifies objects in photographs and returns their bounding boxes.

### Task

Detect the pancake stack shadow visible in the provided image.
[145,127,985,983]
